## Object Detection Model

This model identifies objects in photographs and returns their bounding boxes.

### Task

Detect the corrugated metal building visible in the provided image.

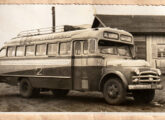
[92,14,165,73]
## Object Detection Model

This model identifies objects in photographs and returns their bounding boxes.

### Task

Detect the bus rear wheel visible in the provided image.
[19,78,40,98]
[51,89,69,97]
[133,89,155,103]
[103,78,126,105]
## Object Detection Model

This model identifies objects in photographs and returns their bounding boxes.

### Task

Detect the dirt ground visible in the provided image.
[0,77,165,112]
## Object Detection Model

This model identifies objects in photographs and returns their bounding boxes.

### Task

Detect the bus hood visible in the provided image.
[106,59,150,67]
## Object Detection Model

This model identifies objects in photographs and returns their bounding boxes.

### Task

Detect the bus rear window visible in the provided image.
[7,47,15,57]
[59,42,71,55]
[36,44,46,56]
[48,43,58,55]
[26,45,35,56]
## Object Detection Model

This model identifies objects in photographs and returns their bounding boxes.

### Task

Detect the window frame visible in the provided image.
[36,43,47,56]
[117,46,132,57]
[7,46,16,57]
[74,41,82,56]
[89,39,96,54]
[59,41,71,56]
[83,40,89,55]
[25,44,36,57]
[73,40,89,56]
[16,45,25,57]
[47,42,59,56]
[157,44,165,58]
[0,47,7,57]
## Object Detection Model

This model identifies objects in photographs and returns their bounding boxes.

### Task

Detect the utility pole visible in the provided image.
[52,6,55,32]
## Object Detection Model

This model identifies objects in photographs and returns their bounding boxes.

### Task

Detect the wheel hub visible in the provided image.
[22,82,28,92]
[107,84,119,98]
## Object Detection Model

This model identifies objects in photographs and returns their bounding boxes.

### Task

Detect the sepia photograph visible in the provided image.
[0,4,165,112]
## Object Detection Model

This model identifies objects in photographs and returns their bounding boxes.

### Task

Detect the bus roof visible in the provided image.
[3,27,133,47]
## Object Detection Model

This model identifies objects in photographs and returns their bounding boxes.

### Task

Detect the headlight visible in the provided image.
[134,68,140,75]
[156,69,161,76]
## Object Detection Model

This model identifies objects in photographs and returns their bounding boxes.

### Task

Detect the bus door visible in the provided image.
[73,40,89,90]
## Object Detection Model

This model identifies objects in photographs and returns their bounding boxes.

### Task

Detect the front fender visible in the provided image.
[99,71,128,90]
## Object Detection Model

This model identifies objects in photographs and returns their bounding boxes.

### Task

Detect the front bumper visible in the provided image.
[128,84,163,90]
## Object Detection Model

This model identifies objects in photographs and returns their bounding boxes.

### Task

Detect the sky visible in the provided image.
[0,5,94,47]
[1,5,165,47]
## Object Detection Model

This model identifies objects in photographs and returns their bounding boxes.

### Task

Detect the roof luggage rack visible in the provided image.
[17,25,84,38]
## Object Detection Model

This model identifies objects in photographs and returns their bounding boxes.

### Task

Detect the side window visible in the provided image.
[0,48,6,57]
[36,44,46,56]
[26,45,35,56]
[89,39,95,54]
[59,42,71,55]
[83,41,88,55]
[7,47,15,57]
[74,41,81,55]
[16,46,24,57]
[48,43,58,55]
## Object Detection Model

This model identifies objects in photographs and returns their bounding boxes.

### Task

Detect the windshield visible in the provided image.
[98,40,132,57]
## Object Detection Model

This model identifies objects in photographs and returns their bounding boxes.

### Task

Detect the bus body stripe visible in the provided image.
[0,74,71,78]
[0,58,102,66]
[0,59,71,66]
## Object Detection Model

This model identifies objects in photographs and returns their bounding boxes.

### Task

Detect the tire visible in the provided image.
[51,89,69,97]
[133,89,155,103]
[19,78,39,98]
[103,78,126,105]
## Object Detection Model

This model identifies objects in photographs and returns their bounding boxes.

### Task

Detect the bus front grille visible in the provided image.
[132,71,160,83]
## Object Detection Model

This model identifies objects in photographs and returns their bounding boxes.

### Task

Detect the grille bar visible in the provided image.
[139,71,157,75]
[132,79,161,83]
[133,75,159,79]
[132,70,160,83]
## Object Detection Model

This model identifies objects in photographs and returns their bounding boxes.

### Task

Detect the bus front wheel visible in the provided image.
[19,78,40,98]
[103,78,126,105]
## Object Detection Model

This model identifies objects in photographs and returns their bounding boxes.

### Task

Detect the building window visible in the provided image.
[16,46,24,56]
[59,42,71,55]
[7,47,15,57]
[26,45,35,56]
[36,44,46,56]
[48,43,58,55]
[89,39,95,54]
[0,48,6,57]
[157,44,165,58]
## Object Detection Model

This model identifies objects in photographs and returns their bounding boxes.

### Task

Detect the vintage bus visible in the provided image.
[0,26,163,105]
